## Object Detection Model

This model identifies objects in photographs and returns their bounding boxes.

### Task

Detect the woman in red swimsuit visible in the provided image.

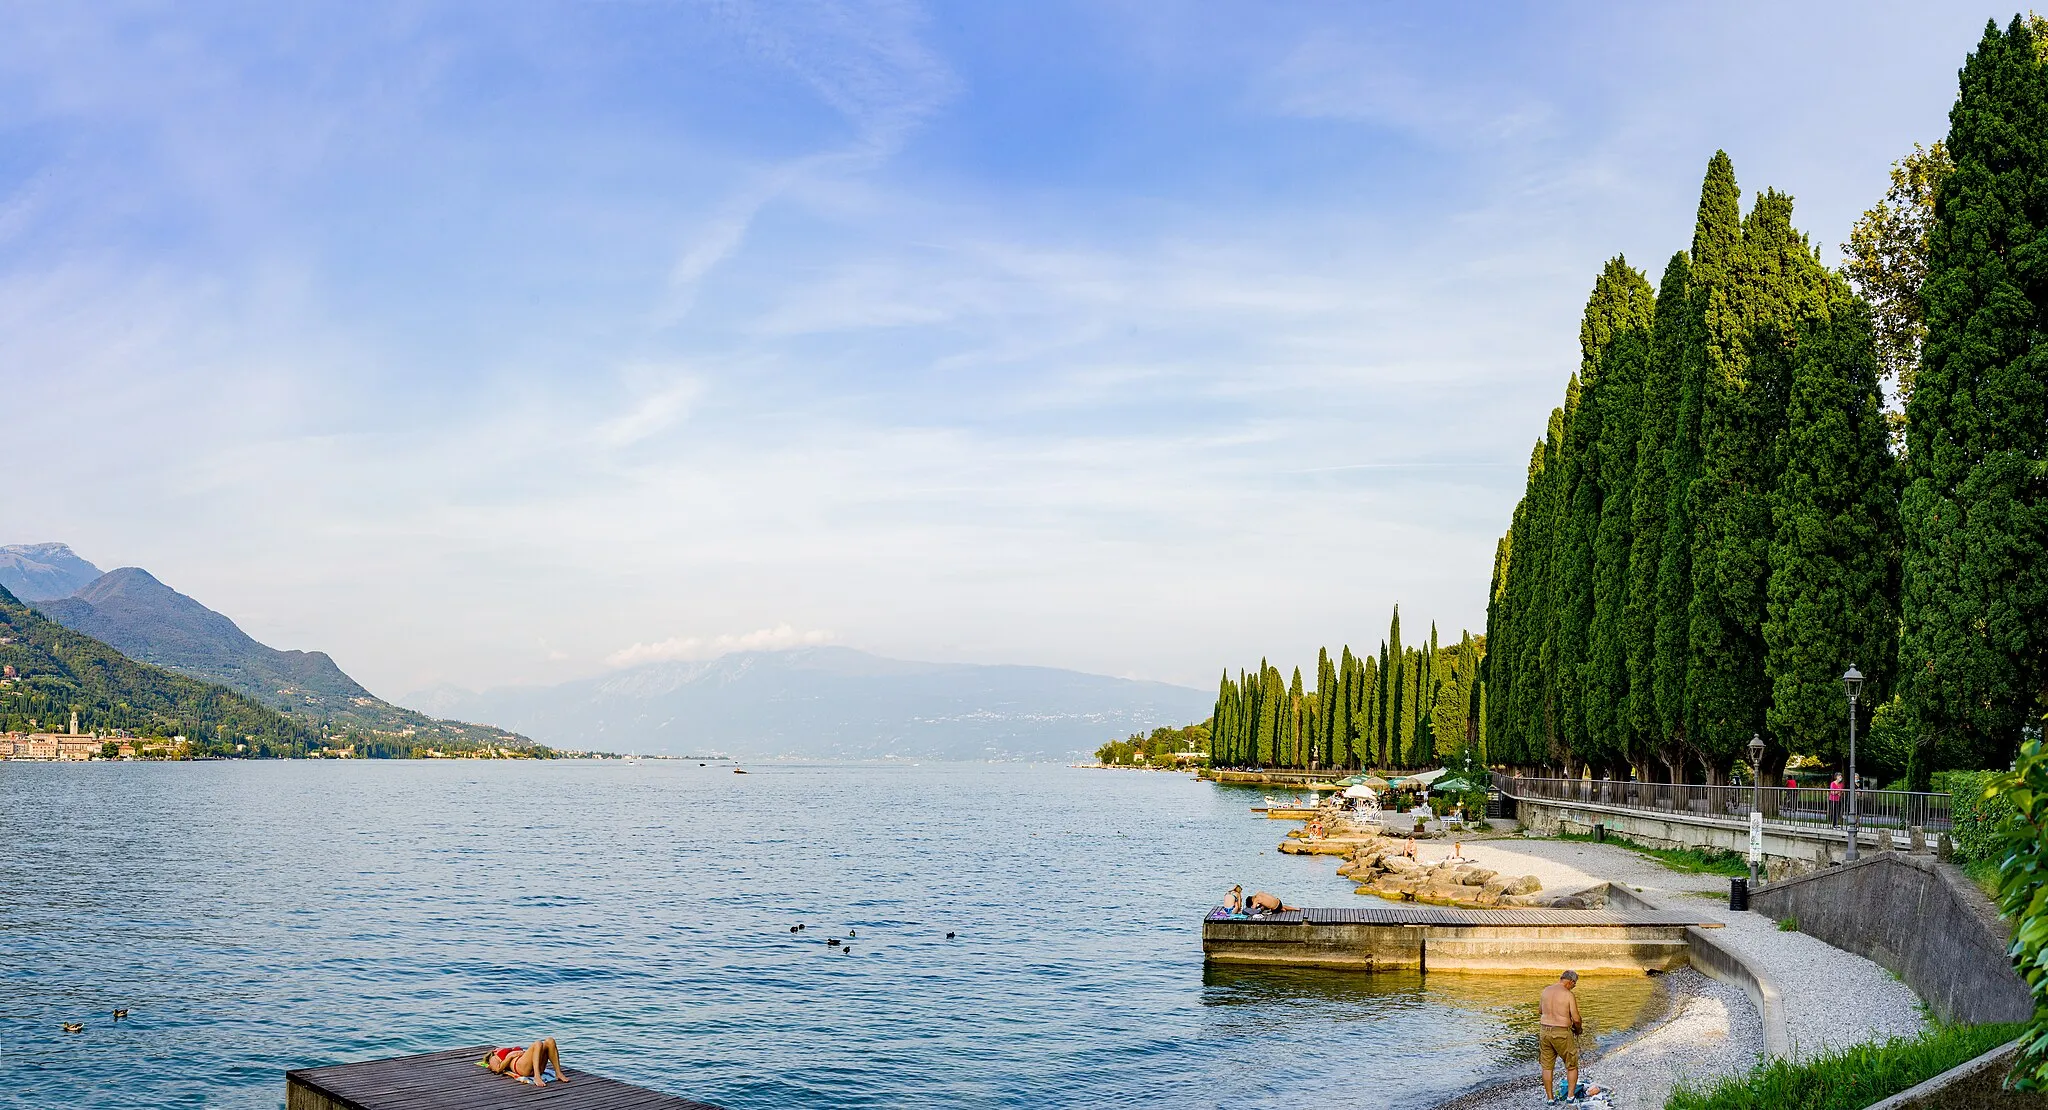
[484,1038,569,1085]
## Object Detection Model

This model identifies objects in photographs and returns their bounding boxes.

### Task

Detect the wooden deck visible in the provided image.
[286,1046,724,1110]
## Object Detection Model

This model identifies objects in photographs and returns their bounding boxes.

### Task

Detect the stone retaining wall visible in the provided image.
[1604,881,1792,1058]
[1749,852,2032,1025]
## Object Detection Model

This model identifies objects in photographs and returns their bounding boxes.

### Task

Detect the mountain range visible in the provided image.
[5,542,1212,760]
[1,543,532,751]
[410,646,1213,760]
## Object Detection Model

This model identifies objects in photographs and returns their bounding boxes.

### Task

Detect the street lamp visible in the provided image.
[1748,732,1765,886]
[1843,665,1865,862]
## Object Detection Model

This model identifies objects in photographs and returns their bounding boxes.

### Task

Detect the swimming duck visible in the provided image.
[826,937,840,947]
[61,1023,83,1034]
[946,932,956,940]
[112,1009,128,1021]
[847,929,856,938]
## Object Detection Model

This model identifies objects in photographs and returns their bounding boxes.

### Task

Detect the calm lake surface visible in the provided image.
[1,761,1661,1109]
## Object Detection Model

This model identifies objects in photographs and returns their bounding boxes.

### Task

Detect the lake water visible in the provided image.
[1,761,1663,1109]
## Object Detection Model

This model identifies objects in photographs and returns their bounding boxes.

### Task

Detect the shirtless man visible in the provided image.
[1537,971,1582,1104]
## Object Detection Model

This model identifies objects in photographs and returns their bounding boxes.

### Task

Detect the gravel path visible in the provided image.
[1416,835,1928,1058]
[1437,969,1760,1110]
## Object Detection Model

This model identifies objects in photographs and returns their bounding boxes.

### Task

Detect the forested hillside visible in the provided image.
[0,584,321,755]
[37,566,536,752]
[1209,606,1483,771]
[1484,18,2048,789]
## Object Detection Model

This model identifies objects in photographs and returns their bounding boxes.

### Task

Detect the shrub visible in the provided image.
[1987,738,2048,1090]
[1948,769,2021,863]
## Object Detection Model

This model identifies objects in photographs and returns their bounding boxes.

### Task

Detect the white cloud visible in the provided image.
[605,624,837,668]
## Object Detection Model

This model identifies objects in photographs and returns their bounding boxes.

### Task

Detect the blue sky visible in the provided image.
[1,2,1999,698]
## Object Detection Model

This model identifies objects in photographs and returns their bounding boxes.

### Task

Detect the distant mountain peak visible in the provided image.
[0,542,106,602]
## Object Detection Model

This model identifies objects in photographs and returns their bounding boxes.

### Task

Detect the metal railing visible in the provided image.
[1493,774,1952,834]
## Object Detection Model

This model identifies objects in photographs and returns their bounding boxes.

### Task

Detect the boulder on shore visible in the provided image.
[1340,844,1546,909]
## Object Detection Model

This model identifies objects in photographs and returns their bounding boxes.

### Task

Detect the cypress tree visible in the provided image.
[1899,17,2048,781]
[1363,650,1383,768]
[1482,531,1512,764]
[1333,647,1355,769]
[1687,180,1836,781]
[1765,296,1900,771]
[1653,153,1741,782]
[1387,610,1405,766]
[1625,253,1693,779]
[1256,662,1279,766]
[1573,258,1658,775]
[1286,667,1305,768]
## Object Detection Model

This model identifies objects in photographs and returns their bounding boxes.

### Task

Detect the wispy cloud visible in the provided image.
[606,624,836,667]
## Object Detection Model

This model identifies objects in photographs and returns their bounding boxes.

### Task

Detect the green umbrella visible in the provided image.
[1431,776,1476,793]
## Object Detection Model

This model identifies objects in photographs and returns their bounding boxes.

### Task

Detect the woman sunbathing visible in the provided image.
[484,1038,569,1085]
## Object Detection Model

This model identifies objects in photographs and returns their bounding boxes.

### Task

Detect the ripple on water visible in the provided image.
[2,762,1657,1109]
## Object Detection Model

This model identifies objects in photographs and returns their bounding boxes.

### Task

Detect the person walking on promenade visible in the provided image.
[1829,773,1845,827]
[1537,970,1582,1105]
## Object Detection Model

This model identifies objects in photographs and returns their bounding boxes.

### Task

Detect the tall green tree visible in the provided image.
[1624,253,1692,778]
[1899,16,2048,781]
[1688,182,1837,780]
[1573,257,1658,775]
[1653,152,1741,781]
[1255,662,1279,766]
[1764,296,1900,769]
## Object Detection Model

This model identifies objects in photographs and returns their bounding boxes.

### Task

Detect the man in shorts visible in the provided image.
[1538,970,1582,1104]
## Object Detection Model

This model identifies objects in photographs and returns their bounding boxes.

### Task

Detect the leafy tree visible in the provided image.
[1842,141,1953,433]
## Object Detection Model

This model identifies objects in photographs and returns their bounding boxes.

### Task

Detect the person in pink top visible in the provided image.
[1829,773,1845,827]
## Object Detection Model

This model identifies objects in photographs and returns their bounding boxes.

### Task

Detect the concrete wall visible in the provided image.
[1605,882,1793,1058]
[1866,1040,2048,1110]
[1516,795,1882,880]
[1200,918,1692,974]
[1749,852,2032,1025]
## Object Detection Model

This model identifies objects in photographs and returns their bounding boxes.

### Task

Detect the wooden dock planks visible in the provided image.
[286,1046,724,1110]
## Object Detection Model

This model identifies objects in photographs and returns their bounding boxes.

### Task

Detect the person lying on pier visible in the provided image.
[482,1038,569,1085]
[1244,891,1298,914]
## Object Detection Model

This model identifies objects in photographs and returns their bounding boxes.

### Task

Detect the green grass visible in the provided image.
[1963,856,2002,900]
[1664,1022,2024,1110]
[1777,915,1798,932]
[1553,828,1750,877]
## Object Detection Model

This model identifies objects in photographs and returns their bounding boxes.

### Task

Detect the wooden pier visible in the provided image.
[1203,905,1724,974]
[287,1047,724,1110]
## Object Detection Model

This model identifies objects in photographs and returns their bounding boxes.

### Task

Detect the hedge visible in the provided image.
[1949,769,2021,863]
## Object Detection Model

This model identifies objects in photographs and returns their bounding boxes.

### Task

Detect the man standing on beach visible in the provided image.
[1538,970,1582,1104]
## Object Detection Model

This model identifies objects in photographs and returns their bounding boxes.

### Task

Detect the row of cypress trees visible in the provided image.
[1485,17,2048,789]
[1208,606,1484,771]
